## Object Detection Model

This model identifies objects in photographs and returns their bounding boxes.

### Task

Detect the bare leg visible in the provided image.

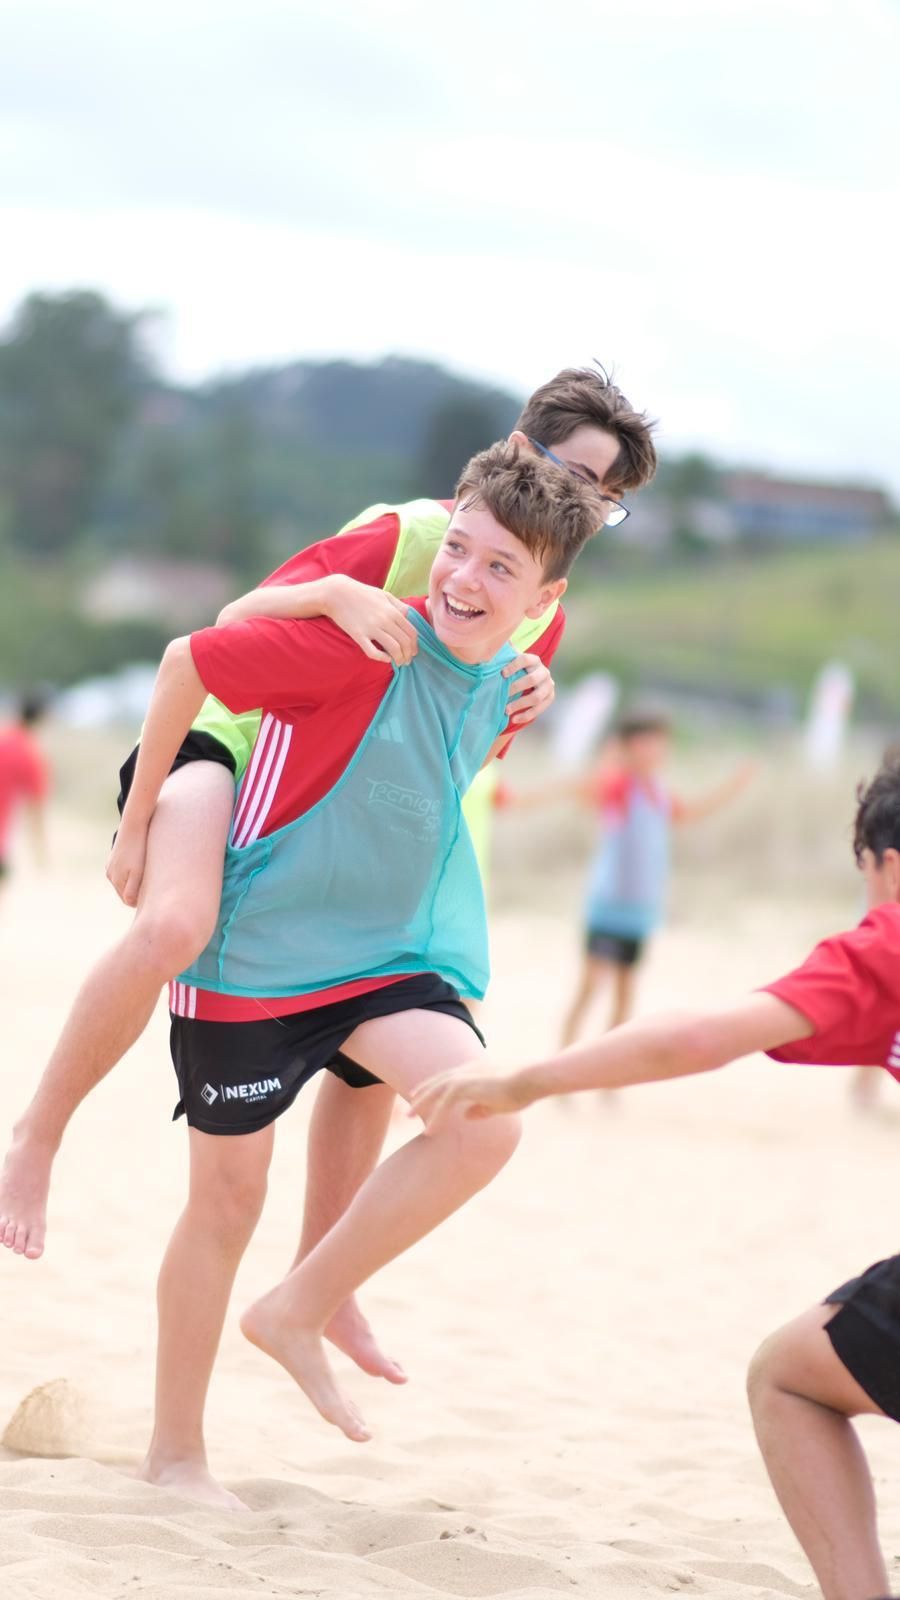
[747,1303,889,1600]
[241,1010,521,1441]
[608,962,637,1029]
[559,955,610,1048]
[0,763,234,1260]
[294,1073,406,1382]
[591,963,640,1109]
[141,1123,274,1509]
[850,1066,881,1115]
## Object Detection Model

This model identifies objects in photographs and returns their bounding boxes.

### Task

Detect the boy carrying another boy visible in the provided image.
[413,754,900,1600]
[107,441,601,1507]
[0,365,657,1281]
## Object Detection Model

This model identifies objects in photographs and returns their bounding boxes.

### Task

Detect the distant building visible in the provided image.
[81,558,233,630]
[722,471,894,542]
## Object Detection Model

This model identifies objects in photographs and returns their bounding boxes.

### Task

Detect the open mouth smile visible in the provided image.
[443,594,486,622]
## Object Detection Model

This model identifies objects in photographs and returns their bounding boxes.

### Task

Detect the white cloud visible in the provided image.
[0,0,898,493]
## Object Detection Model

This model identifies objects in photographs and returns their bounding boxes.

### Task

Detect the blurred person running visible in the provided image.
[413,752,900,1600]
[0,690,51,892]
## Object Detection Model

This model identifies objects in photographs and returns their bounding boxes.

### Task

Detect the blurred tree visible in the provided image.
[0,291,152,556]
[414,391,513,497]
[661,451,723,502]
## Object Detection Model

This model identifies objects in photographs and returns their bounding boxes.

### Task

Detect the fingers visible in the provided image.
[106,858,141,907]
[410,1071,499,1132]
[355,614,419,667]
[506,665,555,724]
[502,650,543,679]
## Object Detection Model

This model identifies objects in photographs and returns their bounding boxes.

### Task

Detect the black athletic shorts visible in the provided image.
[824,1255,900,1421]
[586,928,644,967]
[169,972,484,1135]
[116,730,235,817]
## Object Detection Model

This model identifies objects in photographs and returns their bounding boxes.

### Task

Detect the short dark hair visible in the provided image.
[455,439,601,582]
[17,688,50,726]
[516,364,658,495]
[616,709,672,742]
[853,753,900,864]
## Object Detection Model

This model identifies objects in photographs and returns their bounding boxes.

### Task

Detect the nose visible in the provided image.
[454,558,482,592]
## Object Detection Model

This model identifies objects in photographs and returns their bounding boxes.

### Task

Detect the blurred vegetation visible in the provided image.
[564,536,900,720]
[0,288,897,718]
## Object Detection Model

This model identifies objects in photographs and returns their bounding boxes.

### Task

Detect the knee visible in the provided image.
[192,1165,268,1240]
[132,899,218,978]
[456,1109,523,1177]
[746,1330,783,1418]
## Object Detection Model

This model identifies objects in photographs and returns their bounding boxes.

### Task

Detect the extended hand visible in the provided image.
[503,652,555,725]
[410,1063,534,1133]
[326,577,419,666]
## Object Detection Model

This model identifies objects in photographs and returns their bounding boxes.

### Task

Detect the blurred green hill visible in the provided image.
[565,536,900,720]
[0,288,897,718]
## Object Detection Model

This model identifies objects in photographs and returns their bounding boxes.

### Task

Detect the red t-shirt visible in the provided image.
[0,725,49,858]
[763,902,900,1081]
[182,575,562,1021]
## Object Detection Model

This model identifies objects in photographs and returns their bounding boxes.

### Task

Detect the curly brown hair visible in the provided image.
[455,440,601,582]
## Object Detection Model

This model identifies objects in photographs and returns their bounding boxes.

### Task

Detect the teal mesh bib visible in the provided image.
[179,609,517,1001]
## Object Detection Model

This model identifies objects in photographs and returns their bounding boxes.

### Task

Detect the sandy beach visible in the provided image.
[2,769,900,1600]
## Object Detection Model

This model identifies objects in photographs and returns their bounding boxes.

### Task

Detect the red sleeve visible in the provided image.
[495,604,567,760]
[763,904,900,1066]
[259,516,400,590]
[591,767,631,813]
[189,613,388,715]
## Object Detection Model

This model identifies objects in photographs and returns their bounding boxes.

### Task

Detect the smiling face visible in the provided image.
[428,500,567,664]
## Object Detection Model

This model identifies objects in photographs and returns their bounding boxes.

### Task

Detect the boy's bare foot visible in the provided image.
[240,1295,372,1442]
[0,1134,54,1260]
[139,1456,249,1511]
[325,1298,407,1385]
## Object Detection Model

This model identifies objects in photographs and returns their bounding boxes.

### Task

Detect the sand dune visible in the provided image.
[2,808,900,1598]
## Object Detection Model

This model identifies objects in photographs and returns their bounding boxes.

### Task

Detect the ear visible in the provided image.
[508,429,532,452]
[525,576,567,619]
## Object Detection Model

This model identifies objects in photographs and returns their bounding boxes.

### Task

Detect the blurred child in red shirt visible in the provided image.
[0,691,50,890]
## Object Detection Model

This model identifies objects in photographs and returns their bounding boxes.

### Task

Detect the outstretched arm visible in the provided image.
[412,992,810,1129]
[676,759,756,824]
[106,637,207,907]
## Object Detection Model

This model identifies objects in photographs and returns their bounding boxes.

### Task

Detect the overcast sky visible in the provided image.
[2,0,898,492]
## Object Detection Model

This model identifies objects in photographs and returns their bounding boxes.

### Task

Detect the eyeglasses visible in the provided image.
[528,438,630,528]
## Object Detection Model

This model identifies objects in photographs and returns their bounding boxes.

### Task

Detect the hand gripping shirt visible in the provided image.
[178,605,519,1006]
